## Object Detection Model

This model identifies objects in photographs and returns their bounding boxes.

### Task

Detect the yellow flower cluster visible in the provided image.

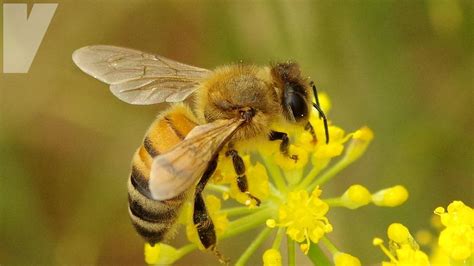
[434,201,473,261]
[267,187,333,254]
[373,223,430,266]
[373,201,473,266]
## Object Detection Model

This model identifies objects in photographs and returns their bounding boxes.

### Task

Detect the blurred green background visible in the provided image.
[1,0,472,265]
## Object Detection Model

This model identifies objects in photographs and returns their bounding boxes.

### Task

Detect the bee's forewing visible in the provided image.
[149,118,244,200]
[72,45,211,104]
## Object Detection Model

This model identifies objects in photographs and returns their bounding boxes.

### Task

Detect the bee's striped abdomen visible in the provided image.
[127,104,199,244]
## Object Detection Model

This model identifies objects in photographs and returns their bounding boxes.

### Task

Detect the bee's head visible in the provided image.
[271,62,312,124]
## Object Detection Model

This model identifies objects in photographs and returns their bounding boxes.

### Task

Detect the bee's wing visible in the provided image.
[149,118,244,200]
[72,45,211,104]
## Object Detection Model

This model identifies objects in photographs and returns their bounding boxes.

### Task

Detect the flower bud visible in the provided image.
[387,223,410,244]
[263,249,282,266]
[340,184,371,209]
[372,185,408,207]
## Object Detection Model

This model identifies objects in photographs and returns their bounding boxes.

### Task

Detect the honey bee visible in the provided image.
[72,45,329,257]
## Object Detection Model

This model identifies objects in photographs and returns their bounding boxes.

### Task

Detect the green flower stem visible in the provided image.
[287,237,296,266]
[308,157,351,191]
[307,244,332,266]
[297,158,331,190]
[320,236,339,254]
[323,197,344,207]
[175,243,198,260]
[269,184,284,202]
[285,168,304,188]
[222,208,274,239]
[206,184,229,193]
[298,165,322,189]
[219,205,264,217]
[261,155,287,193]
[235,227,272,266]
[272,227,285,249]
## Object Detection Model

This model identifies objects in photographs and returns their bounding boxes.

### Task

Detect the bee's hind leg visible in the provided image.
[193,192,216,249]
[193,154,228,265]
[269,130,299,162]
[225,149,261,206]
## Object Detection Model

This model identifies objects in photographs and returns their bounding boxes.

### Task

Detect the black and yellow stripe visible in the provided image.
[127,104,199,244]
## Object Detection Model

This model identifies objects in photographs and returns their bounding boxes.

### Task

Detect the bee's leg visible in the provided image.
[193,192,216,248]
[304,122,317,143]
[193,155,230,264]
[195,154,218,195]
[193,191,229,264]
[193,155,218,250]
[225,149,261,206]
[269,130,298,161]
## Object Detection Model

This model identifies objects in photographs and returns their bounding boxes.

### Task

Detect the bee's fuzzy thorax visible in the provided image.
[195,64,283,142]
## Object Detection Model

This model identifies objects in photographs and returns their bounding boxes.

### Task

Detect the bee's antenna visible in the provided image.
[310,81,329,144]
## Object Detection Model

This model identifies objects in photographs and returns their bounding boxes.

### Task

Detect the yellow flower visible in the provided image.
[144,243,179,265]
[373,223,430,266]
[213,155,270,206]
[436,200,473,227]
[309,125,346,158]
[393,245,430,266]
[262,248,282,266]
[372,185,409,207]
[344,126,374,163]
[429,244,452,266]
[435,200,473,261]
[297,123,349,181]
[278,187,332,251]
[185,195,229,250]
[333,252,362,266]
[299,102,346,155]
[274,144,309,170]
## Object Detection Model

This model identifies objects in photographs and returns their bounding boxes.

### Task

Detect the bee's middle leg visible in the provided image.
[225,149,261,206]
[269,130,298,161]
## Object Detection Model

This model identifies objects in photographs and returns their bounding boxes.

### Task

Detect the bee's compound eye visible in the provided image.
[285,92,308,121]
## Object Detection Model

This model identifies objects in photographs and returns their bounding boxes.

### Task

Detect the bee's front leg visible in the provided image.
[269,130,298,161]
[225,149,261,206]
[304,122,317,144]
